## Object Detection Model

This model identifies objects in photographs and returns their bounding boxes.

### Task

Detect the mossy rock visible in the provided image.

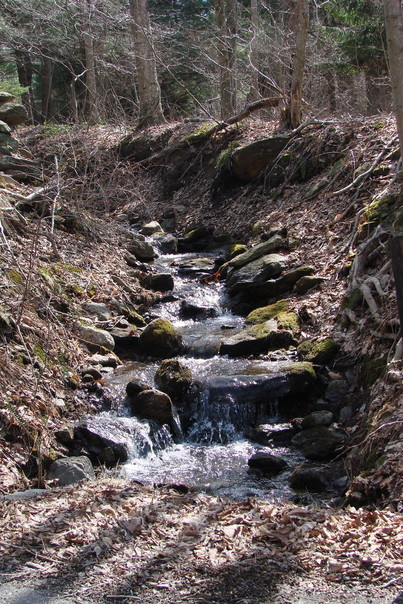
[219,320,294,357]
[294,276,324,295]
[245,300,289,325]
[282,361,317,392]
[276,311,299,332]
[359,356,387,388]
[139,318,184,358]
[297,338,339,365]
[229,244,247,260]
[154,359,192,403]
[364,194,399,225]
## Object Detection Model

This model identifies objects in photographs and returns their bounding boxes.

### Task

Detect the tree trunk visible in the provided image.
[383,0,403,162]
[130,0,165,129]
[216,0,238,120]
[249,0,259,103]
[281,0,309,129]
[40,56,54,123]
[15,50,37,124]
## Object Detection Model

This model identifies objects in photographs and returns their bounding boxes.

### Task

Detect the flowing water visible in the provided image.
[104,238,305,501]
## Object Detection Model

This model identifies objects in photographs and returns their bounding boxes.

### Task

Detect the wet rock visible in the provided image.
[155,359,193,403]
[108,326,140,356]
[301,410,334,429]
[146,273,174,292]
[77,324,115,351]
[139,318,185,358]
[226,254,287,295]
[89,353,119,367]
[294,275,324,295]
[80,367,103,380]
[219,320,294,357]
[289,464,332,491]
[248,423,295,446]
[227,234,285,269]
[74,417,134,464]
[177,256,215,276]
[131,388,174,424]
[47,456,95,486]
[179,300,218,321]
[140,221,163,235]
[126,380,151,398]
[247,452,288,474]
[154,233,178,254]
[127,238,157,261]
[297,338,339,365]
[291,426,349,460]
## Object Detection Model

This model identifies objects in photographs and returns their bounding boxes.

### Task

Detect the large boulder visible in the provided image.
[0,92,15,105]
[231,135,291,182]
[226,254,287,295]
[154,359,192,403]
[47,456,95,486]
[248,423,295,446]
[245,300,289,325]
[297,338,339,365]
[131,388,174,424]
[140,221,163,236]
[139,318,184,358]
[291,426,349,460]
[146,273,174,292]
[301,410,334,429]
[219,320,294,357]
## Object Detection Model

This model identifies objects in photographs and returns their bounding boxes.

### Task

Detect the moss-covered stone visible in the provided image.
[139,318,184,358]
[229,244,247,260]
[215,142,240,168]
[343,287,363,310]
[294,275,324,295]
[219,320,294,357]
[276,311,299,332]
[297,338,339,365]
[245,300,289,325]
[364,194,399,225]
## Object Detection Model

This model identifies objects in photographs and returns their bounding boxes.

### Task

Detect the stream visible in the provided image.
[103,236,306,502]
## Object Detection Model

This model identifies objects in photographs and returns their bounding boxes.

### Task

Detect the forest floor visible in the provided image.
[0,116,402,603]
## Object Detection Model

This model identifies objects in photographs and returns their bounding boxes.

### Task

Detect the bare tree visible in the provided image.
[215,0,238,119]
[249,0,260,103]
[130,0,165,128]
[80,0,100,123]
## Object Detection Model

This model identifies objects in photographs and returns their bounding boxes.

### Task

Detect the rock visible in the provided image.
[325,379,349,407]
[4,489,47,501]
[89,353,119,367]
[126,380,151,398]
[289,464,332,491]
[245,299,289,325]
[147,273,174,292]
[139,318,184,358]
[178,225,214,252]
[82,302,112,321]
[177,256,215,276]
[80,367,103,380]
[118,125,178,160]
[108,326,140,356]
[131,388,174,424]
[226,253,287,295]
[179,300,218,321]
[228,234,285,269]
[219,320,294,357]
[153,233,178,254]
[0,103,28,127]
[0,133,18,155]
[77,324,115,351]
[301,410,334,429]
[291,426,349,460]
[0,91,15,105]
[229,243,247,259]
[294,275,324,294]
[0,120,12,133]
[127,238,157,261]
[74,416,138,464]
[140,220,163,235]
[47,456,95,486]
[155,359,193,403]
[247,452,288,474]
[248,423,295,446]
[297,338,339,365]
[231,135,291,181]
[0,156,41,182]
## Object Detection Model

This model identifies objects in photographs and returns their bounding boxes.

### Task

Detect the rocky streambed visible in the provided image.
[49,221,352,502]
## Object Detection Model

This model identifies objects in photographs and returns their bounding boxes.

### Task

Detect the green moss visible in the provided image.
[359,356,387,388]
[65,283,84,297]
[283,361,316,380]
[182,122,215,141]
[122,305,146,327]
[282,361,317,391]
[364,194,399,225]
[86,283,97,297]
[245,300,289,325]
[276,311,299,332]
[43,124,73,136]
[54,262,82,275]
[343,287,363,310]
[7,269,23,284]
[216,142,240,168]
[229,244,247,260]
[297,338,339,364]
